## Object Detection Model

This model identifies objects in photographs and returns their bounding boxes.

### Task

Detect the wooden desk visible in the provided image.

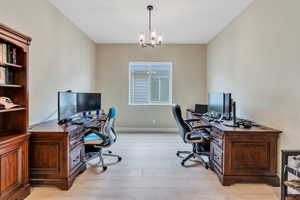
[187,110,282,186]
[29,118,103,190]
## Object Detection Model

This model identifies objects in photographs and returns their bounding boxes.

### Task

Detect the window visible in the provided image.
[129,62,172,105]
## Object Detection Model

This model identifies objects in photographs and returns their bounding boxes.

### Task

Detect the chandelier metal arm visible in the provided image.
[138,5,162,48]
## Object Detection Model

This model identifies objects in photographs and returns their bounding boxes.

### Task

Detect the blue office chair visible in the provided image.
[84,107,122,171]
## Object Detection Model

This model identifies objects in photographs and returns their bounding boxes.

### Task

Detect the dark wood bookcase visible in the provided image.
[0,24,31,200]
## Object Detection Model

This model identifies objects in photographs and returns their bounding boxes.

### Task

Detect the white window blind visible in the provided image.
[129,62,172,105]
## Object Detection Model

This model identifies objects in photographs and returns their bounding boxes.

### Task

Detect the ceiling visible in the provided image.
[48,0,253,44]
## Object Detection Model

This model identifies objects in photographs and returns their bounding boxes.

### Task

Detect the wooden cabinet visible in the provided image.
[212,128,280,186]
[0,24,31,200]
[188,111,281,186]
[29,120,88,190]
[0,134,30,200]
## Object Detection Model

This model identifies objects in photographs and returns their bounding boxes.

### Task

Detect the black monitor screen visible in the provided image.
[223,93,232,120]
[77,93,101,113]
[208,93,224,114]
[58,92,77,121]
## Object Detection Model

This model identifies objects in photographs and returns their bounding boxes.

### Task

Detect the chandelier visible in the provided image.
[138,5,163,48]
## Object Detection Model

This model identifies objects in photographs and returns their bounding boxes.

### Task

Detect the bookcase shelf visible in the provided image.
[0,107,26,113]
[0,62,23,69]
[0,131,28,144]
[0,84,23,88]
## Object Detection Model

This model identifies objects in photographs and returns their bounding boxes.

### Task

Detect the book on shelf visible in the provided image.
[0,66,5,84]
[4,68,14,85]
[0,44,2,63]
[2,43,7,63]
[0,43,17,65]
[12,48,17,64]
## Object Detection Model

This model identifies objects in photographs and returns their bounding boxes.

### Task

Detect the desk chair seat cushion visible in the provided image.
[84,133,108,145]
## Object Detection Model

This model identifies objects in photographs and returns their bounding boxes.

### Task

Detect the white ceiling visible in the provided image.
[48,0,253,44]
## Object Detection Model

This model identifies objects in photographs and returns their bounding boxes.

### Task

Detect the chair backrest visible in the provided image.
[103,107,118,145]
[172,104,192,142]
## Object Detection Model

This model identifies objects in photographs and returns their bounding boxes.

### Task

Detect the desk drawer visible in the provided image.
[70,136,83,151]
[211,143,223,171]
[211,127,223,137]
[70,144,84,172]
[69,127,84,140]
[211,135,223,149]
[211,129,223,148]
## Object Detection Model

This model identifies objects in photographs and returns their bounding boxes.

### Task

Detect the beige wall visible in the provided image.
[0,0,97,124]
[207,0,300,153]
[96,44,207,131]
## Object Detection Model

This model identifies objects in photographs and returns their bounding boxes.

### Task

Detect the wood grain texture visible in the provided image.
[0,24,31,200]
[29,120,91,190]
[188,111,281,186]
[0,134,30,200]
[26,133,280,200]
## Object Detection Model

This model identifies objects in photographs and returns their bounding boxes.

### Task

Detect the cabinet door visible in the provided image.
[29,137,67,178]
[224,135,277,176]
[0,140,27,198]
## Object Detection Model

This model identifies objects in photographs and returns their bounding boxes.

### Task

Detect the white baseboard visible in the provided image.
[116,127,178,133]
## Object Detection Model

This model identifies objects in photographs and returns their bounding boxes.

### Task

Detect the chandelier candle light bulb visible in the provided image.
[139,33,145,45]
[138,5,163,48]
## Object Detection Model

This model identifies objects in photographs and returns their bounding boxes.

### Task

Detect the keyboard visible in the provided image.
[72,118,92,125]
[202,116,214,122]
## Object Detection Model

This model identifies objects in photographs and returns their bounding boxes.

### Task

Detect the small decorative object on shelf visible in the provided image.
[0,96,21,109]
[281,150,300,200]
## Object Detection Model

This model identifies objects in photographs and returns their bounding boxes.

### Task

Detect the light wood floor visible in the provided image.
[27,133,280,200]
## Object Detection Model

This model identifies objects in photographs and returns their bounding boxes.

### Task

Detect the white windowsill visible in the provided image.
[128,103,173,106]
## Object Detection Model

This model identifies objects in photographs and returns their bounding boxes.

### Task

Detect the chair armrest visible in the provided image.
[192,125,211,129]
[185,119,201,123]
[84,126,101,131]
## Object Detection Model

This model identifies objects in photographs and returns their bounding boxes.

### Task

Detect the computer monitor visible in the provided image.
[223,93,232,120]
[208,93,224,114]
[208,92,232,120]
[58,91,77,122]
[195,104,208,114]
[77,93,101,113]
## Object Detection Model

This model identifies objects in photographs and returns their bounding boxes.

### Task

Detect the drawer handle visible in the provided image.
[73,155,80,163]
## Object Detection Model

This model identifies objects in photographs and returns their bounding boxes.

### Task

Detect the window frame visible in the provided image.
[128,62,173,106]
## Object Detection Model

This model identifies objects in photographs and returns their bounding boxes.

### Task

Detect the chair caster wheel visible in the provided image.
[118,157,122,162]
[204,163,209,169]
[103,166,108,171]
[181,161,185,167]
[107,150,112,154]
[176,152,180,157]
